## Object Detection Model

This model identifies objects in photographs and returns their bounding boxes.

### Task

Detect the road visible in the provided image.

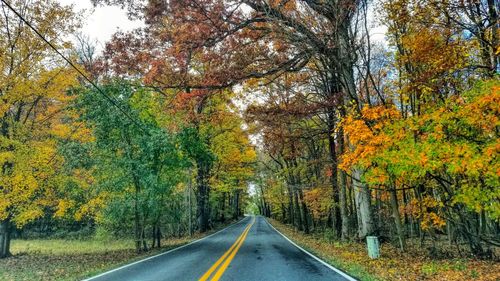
[85,216,356,281]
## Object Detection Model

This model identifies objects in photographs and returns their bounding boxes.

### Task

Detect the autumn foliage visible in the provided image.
[0,0,498,280]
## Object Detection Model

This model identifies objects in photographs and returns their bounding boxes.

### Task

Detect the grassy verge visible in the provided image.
[268,219,499,281]
[0,220,239,281]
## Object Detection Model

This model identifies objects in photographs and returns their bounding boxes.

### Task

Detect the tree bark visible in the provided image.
[156,225,161,248]
[389,187,406,252]
[327,111,341,237]
[196,160,211,232]
[0,220,11,258]
[134,180,141,253]
[233,190,240,219]
[353,168,374,239]
[293,188,302,230]
[338,124,349,240]
[298,188,310,234]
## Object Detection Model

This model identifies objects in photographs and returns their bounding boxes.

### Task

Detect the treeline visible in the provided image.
[0,0,255,257]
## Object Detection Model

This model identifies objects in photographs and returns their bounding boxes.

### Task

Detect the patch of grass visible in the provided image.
[11,238,134,255]
[421,261,440,276]
[268,219,500,281]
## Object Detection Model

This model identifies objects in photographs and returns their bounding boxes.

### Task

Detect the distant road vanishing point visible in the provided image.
[84,216,357,281]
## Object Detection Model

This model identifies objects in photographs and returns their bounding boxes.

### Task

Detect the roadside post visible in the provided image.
[366,236,380,259]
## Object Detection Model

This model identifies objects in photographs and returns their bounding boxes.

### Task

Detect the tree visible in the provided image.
[178,90,255,231]
[74,81,186,252]
[0,0,80,257]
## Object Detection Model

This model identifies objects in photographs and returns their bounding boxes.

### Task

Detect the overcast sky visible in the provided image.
[57,0,142,51]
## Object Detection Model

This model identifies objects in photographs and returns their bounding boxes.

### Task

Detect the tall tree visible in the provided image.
[0,0,80,258]
[74,81,186,252]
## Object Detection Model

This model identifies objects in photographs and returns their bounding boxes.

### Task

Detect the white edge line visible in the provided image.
[265,217,358,281]
[82,216,250,281]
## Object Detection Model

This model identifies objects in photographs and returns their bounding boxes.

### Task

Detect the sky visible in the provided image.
[57,0,143,51]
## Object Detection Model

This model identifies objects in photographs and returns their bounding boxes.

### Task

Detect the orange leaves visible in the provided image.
[408,196,446,231]
[269,0,297,12]
[360,105,401,121]
[340,105,401,172]
[343,78,500,225]
[304,186,332,219]
[325,167,333,178]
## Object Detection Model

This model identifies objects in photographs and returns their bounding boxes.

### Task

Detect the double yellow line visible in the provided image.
[199,217,255,281]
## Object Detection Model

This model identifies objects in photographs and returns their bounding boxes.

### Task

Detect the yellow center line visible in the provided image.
[199,217,254,281]
[210,218,254,281]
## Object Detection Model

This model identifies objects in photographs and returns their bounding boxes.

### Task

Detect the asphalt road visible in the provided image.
[85,216,356,281]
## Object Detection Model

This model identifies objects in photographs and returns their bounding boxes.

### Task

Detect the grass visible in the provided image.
[11,238,134,255]
[0,220,238,281]
[0,237,193,281]
[268,219,500,281]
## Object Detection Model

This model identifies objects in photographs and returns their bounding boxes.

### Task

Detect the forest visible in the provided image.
[0,0,498,280]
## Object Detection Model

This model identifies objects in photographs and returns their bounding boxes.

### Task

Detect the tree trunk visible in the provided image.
[220,192,226,221]
[196,161,211,232]
[293,189,302,231]
[287,185,294,225]
[151,225,156,248]
[327,111,341,237]
[281,203,286,222]
[298,189,310,234]
[338,124,349,240]
[141,227,148,251]
[156,225,161,248]
[134,182,141,253]
[353,168,374,239]
[0,220,11,258]
[233,190,240,220]
[389,187,406,252]
[340,170,349,240]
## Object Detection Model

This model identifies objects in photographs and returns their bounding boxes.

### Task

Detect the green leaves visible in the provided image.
[68,80,187,231]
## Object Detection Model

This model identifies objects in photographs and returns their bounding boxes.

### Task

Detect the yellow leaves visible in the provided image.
[75,194,108,222]
[13,207,45,227]
[51,123,73,139]
[0,200,9,221]
[0,150,15,164]
[243,148,257,162]
[54,199,75,218]
[244,78,261,89]
[0,134,69,227]
[0,1,87,228]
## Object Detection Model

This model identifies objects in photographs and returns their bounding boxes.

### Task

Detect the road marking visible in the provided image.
[198,220,252,281]
[82,217,250,281]
[199,217,255,281]
[210,218,254,281]
[265,217,358,281]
